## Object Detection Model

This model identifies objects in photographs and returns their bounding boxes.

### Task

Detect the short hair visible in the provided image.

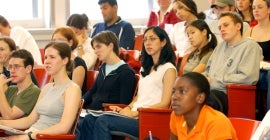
[66,13,89,30]
[181,72,210,104]
[0,37,17,51]
[91,30,119,55]
[218,11,243,35]
[98,0,117,6]
[44,41,73,72]
[0,15,10,27]
[52,27,78,51]
[10,49,34,70]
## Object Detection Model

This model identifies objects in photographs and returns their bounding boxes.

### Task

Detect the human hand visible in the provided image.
[109,106,123,113]
[0,74,11,86]
[6,134,28,140]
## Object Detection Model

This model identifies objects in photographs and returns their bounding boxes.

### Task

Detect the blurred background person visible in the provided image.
[236,0,258,27]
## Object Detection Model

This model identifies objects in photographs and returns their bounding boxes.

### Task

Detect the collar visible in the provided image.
[105,16,122,28]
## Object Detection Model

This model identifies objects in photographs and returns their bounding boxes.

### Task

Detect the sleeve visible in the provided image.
[119,23,135,50]
[22,35,43,65]
[147,12,156,27]
[170,112,178,136]
[14,86,40,115]
[81,40,97,70]
[200,51,213,64]
[223,42,261,85]
[118,67,136,104]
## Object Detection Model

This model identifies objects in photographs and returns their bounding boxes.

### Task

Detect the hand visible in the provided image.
[109,106,123,113]
[6,134,28,140]
[0,74,11,86]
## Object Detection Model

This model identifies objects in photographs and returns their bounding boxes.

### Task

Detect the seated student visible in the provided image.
[0,15,42,66]
[90,0,135,50]
[0,42,81,140]
[147,0,181,30]
[203,11,261,115]
[170,72,237,139]
[76,26,177,140]
[51,27,88,95]
[66,13,97,70]
[182,19,217,74]
[0,49,40,120]
[83,31,135,110]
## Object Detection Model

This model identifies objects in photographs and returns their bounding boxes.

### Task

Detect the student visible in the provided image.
[204,0,218,23]
[52,27,88,95]
[82,31,135,110]
[236,0,257,27]
[170,0,205,57]
[0,15,42,66]
[182,19,217,74]
[170,72,237,139]
[76,26,177,140]
[203,11,261,115]
[0,42,81,139]
[244,0,270,111]
[0,49,40,120]
[90,0,135,50]
[147,0,181,29]
[66,13,97,70]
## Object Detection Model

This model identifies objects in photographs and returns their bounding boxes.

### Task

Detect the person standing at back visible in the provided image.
[66,13,97,70]
[90,0,135,50]
[0,49,40,120]
[0,15,42,66]
[147,0,181,30]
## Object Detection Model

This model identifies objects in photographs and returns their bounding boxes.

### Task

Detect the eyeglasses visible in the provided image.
[142,37,159,43]
[7,65,25,71]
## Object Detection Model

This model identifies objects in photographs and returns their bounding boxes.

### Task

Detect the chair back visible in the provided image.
[39,48,45,64]
[119,50,141,74]
[33,68,51,88]
[86,70,99,91]
[178,53,189,76]
[229,117,260,140]
[134,34,143,51]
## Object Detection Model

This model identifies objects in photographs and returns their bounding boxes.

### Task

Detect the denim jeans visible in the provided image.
[76,114,138,140]
[257,70,270,110]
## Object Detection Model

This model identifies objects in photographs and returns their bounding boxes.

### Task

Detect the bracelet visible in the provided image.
[27,131,34,140]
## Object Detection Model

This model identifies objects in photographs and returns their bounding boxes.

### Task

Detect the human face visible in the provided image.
[157,0,171,9]
[252,0,270,21]
[8,58,30,83]
[70,26,84,36]
[173,2,192,21]
[185,26,207,49]
[208,0,215,5]
[0,40,12,65]
[143,29,165,58]
[100,3,116,23]
[218,16,241,44]
[236,0,252,12]
[92,41,113,62]
[44,47,67,75]
[0,25,10,36]
[215,5,234,16]
[171,77,204,116]
[52,33,73,47]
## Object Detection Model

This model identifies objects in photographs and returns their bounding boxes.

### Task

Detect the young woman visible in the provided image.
[0,42,81,139]
[170,72,237,139]
[82,31,136,110]
[244,0,270,111]
[76,26,177,140]
[66,13,97,70]
[236,0,258,27]
[182,19,217,74]
[52,27,88,95]
[170,0,205,57]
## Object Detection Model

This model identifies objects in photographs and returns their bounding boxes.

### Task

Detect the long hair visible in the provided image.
[185,20,217,61]
[140,26,176,77]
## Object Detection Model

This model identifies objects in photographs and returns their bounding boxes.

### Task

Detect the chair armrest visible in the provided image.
[36,134,75,140]
[137,107,172,113]
[226,84,256,90]
[102,103,127,111]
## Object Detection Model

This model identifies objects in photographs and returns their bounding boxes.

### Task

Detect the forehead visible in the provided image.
[0,40,9,47]
[253,0,268,5]
[186,25,199,32]
[9,57,24,64]
[174,77,192,88]
[144,29,157,37]
[45,47,60,55]
[218,16,233,25]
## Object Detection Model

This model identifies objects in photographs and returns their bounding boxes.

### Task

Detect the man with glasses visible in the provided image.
[0,49,40,120]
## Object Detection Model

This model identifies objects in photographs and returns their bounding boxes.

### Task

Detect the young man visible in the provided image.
[207,0,250,44]
[0,49,40,120]
[203,11,262,115]
[90,0,135,50]
[0,15,42,66]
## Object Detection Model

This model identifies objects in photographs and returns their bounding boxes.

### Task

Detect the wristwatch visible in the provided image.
[27,131,34,140]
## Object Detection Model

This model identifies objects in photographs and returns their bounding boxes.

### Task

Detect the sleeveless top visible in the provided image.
[250,28,270,61]
[30,80,73,130]
[132,62,176,111]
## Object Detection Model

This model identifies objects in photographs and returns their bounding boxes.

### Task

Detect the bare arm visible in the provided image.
[72,66,86,88]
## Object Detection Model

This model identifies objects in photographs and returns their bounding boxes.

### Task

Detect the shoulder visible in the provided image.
[117,64,135,74]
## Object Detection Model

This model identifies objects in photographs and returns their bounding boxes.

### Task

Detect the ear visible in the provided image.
[25,65,33,74]
[108,42,114,50]
[161,39,167,48]
[236,22,241,32]
[62,57,69,65]
[68,40,73,47]
[202,29,207,36]
[196,93,206,104]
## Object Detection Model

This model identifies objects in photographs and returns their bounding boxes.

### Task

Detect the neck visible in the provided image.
[241,10,252,22]
[106,16,119,27]
[183,106,202,133]
[257,18,270,28]
[17,76,32,94]
[0,64,4,73]
[198,39,209,50]
[52,69,70,86]
[106,53,121,65]
[227,34,242,46]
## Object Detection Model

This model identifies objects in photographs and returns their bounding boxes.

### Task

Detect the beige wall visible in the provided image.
[194,0,211,12]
